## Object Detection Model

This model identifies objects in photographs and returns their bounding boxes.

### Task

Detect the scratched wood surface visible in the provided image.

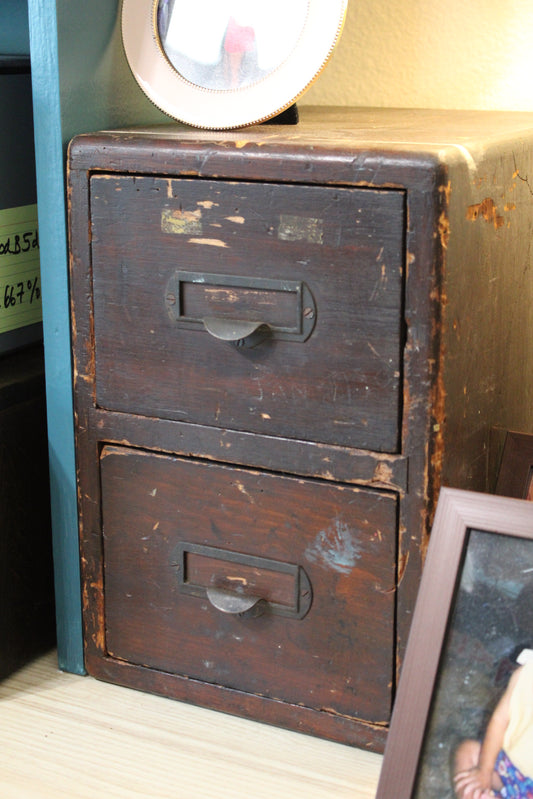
[68,108,533,753]
[90,174,404,452]
[0,651,382,799]
[100,445,397,725]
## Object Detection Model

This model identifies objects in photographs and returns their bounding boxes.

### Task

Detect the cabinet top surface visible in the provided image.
[70,107,533,161]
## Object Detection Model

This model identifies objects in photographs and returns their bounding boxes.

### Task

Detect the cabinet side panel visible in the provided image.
[442,138,533,491]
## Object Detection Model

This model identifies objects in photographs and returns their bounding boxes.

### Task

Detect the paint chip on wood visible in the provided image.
[305,519,362,574]
[161,208,202,235]
[278,215,324,244]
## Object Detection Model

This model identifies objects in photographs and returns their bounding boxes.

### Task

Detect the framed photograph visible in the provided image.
[495,431,533,500]
[376,487,533,799]
[121,0,348,129]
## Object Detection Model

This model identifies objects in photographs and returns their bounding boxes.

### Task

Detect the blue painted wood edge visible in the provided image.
[28,0,85,674]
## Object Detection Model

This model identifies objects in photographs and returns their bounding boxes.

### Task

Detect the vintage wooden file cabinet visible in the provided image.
[68,108,533,750]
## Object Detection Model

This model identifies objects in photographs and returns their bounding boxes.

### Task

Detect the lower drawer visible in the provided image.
[90,445,398,744]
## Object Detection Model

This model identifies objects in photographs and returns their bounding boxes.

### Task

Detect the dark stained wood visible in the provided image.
[495,431,533,499]
[67,107,533,751]
[90,175,404,453]
[101,446,397,723]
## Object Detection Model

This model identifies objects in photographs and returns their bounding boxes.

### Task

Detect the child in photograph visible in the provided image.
[453,654,533,798]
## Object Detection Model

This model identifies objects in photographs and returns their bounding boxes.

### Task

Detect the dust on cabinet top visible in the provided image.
[69,106,533,166]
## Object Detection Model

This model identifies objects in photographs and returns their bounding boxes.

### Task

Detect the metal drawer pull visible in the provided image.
[202,317,270,347]
[205,586,265,617]
[166,271,317,344]
[173,542,313,620]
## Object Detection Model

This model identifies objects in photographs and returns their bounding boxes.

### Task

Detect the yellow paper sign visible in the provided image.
[0,204,41,334]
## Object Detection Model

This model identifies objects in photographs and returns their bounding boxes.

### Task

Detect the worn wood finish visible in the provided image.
[90,176,404,452]
[67,107,533,751]
[495,431,533,498]
[101,446,396,723]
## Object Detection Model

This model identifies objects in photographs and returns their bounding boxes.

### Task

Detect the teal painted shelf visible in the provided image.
[27,0,168,673]
[0,0,30,55]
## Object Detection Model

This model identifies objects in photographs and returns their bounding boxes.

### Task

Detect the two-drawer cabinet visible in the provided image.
[67,108,533,750]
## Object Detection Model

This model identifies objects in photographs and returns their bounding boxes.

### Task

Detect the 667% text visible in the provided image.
[2,277,41,310]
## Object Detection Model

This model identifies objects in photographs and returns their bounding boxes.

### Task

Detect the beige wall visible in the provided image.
[303,0,533,111]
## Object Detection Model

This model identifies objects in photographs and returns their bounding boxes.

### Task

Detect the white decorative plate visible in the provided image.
[121,0,348,129]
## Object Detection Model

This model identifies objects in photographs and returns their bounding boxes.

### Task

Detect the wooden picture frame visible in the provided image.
[495,431,533,500]
[376,487,533,799]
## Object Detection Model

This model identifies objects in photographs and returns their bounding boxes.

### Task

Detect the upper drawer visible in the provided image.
[90,176,405,452]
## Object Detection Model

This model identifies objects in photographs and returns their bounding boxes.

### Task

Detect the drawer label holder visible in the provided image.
[165,270,317,347]
[173,542,313,620]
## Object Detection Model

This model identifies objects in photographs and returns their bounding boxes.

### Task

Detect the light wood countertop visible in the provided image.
[0,651,382,798]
